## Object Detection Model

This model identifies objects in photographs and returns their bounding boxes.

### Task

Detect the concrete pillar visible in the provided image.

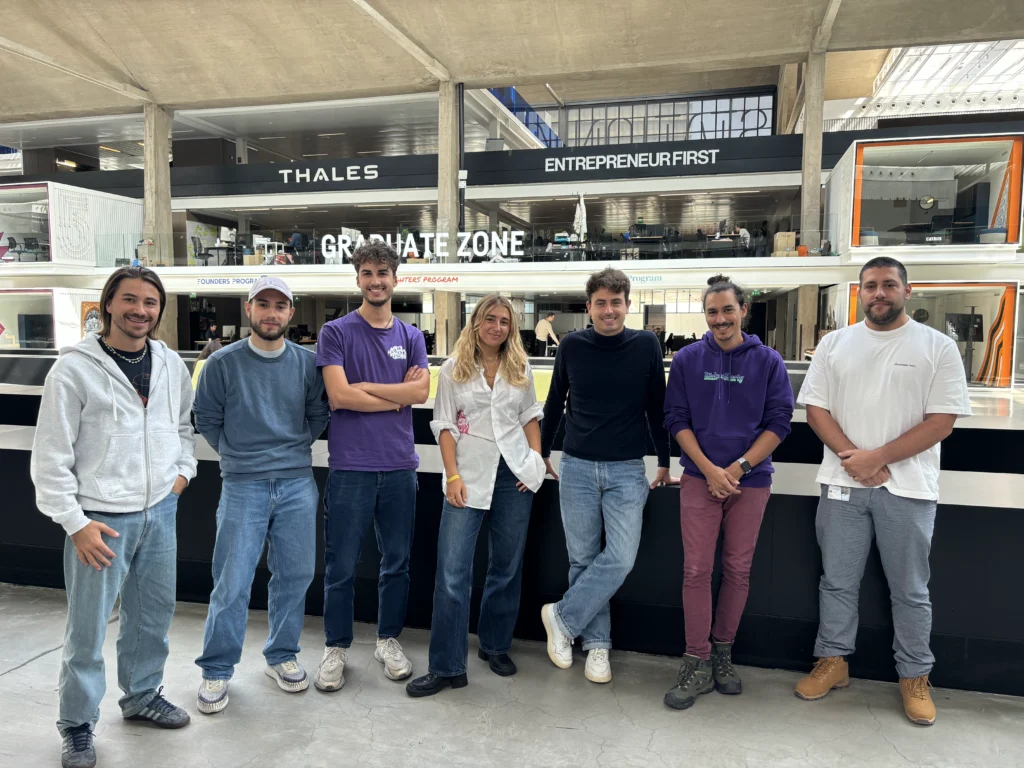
[433,290,462,355]
[143,103,174,266]
[235,140,249,164]
[488,116,501,139]
[437,81,460,263]
[155,291,179,350]
[796,285,818,358]
[776,64,800,135]
[799,51,826,251]
[488,209,499,234]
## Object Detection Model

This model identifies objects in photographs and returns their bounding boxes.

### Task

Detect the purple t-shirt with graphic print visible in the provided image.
[316,311,428,471]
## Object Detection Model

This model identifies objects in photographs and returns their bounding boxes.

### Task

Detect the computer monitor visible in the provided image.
[220,227,236,243]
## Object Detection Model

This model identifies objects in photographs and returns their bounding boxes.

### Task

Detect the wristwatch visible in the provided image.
[737,457,752,475]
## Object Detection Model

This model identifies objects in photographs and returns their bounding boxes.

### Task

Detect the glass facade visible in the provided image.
[566,92,774,147]
[0,185,50,263]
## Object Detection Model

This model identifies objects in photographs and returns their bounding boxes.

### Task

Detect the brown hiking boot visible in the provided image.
[794,656,849,700]
[900,675,936,725]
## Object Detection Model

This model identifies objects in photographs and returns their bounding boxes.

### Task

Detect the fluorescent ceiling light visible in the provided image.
[56,159,78,168]
[273,207,308,211]
[259,136,286,140]
[99,145,120,153]
[318,132,345,137]
[58,137,83,141]
[247,146,258,152]
[232,208,270,212]
[173,130,195,134]
[137,142,145,147]
[358,150,382,155]
[302,153,328,157]
[355,204,393,208]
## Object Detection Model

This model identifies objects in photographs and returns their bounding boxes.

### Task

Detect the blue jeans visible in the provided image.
[323,469,417,647]
[429,459,534,677]
[554,455,649,650]
[196,476,318,680]
[57,492,179,735]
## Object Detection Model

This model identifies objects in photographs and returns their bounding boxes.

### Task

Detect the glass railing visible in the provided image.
[489,87,563,148]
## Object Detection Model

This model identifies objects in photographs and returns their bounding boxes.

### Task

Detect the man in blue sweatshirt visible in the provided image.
[662,274,793,711]
[193,276,329,714]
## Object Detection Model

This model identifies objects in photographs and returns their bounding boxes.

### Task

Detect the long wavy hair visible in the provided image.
[451,294,529,389]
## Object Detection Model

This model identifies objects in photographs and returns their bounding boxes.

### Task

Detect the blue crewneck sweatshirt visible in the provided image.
[663,331,794,487]
[193,340,330,480]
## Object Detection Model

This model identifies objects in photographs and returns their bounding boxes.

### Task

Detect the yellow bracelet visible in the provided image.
[447,474,461,483]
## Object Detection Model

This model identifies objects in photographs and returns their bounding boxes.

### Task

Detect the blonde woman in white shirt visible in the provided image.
[406,295,546,697]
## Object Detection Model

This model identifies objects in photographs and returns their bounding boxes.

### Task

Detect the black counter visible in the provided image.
[2,384,1023,697]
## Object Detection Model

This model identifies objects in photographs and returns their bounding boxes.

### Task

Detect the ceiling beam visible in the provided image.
[811,0,844,53]
[0,35,151,103]
[345,0,450,82]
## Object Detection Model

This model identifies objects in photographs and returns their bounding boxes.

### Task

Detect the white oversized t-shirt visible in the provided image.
[797,319,971,501]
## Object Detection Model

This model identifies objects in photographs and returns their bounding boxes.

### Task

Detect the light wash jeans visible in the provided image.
[58,492,179,735]
[813,485,937,678]
[554,455,650,650]
[196,476,318,680]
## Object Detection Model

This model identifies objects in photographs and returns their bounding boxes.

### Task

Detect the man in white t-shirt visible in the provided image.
[793,256,971,727]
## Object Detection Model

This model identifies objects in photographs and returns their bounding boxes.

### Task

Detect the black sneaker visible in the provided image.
[711,641,743,694]
[663,654,715,710]
[61,724,96,768]
[124,686,191,729]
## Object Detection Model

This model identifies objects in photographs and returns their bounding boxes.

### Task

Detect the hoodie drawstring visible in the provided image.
[108,375,119,423]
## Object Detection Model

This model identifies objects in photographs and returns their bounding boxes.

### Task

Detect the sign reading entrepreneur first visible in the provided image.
[544,149,720,174]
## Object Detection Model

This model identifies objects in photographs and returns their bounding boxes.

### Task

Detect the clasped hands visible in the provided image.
[836,448,891,487]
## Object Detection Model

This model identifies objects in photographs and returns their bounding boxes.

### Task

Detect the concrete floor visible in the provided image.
[2,584,1022,768]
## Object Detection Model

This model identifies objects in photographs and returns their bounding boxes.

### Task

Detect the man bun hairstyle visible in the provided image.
[585,267,631,302]
[351,239,400,276]
[703,274,750,327]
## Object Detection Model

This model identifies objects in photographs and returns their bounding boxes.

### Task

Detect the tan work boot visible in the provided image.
[900,675,936,726]
[794,656,850,700]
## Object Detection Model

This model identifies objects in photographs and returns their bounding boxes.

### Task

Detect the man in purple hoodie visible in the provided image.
[662,274,794,711]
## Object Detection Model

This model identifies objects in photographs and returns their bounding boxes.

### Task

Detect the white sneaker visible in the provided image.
[585,649,612,683]
[265,660,309,693]
[375,637,413,681]
[541,603,573,669]
[314,646,347,692]
[197,678,229,714]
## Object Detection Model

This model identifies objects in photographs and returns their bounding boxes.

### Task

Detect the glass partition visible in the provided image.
[852,137,1023,247]
[847,281,1018,387]
[0,185,50,263]
[0,290,54,349]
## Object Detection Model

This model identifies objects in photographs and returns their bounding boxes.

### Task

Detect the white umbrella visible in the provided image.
[572,193,587,243]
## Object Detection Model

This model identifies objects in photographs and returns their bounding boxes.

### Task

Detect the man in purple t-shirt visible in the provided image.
[314,241,429,692]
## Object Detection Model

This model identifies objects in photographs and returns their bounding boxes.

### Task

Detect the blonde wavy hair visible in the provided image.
[451,294,530,389]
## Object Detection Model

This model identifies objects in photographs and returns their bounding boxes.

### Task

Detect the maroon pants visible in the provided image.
[679,473,771,659]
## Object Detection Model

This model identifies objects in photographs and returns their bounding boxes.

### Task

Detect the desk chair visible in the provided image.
[24,238,48,262]
[191,236,215,266]
[6,237,25,260]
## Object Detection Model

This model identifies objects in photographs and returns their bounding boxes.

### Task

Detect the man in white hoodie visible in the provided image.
[31,266,197,768]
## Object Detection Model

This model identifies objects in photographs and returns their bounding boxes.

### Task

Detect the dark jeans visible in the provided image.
[429,459,534,677]
[322,469,417,648]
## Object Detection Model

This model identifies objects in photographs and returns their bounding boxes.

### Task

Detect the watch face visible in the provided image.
[919,195,936,210]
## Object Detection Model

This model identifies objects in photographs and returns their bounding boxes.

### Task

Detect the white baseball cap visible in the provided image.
[248,276,293,303]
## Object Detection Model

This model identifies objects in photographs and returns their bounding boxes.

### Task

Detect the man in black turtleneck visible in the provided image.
[539,267,672,685]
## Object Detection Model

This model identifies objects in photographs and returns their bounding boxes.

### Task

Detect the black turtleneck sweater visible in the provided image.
[541,327,670,466]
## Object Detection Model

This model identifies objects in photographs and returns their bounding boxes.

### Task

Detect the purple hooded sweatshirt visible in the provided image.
[664,331,794,488]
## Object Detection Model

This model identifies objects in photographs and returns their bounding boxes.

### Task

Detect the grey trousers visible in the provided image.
[813,485,936,678]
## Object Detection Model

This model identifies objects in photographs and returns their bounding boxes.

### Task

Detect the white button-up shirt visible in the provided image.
[430,357,546,510]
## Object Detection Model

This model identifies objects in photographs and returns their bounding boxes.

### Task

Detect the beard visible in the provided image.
[363,285,391,307]
[864,301,903,326]
[115,314,152,339]
[253,321,287,341]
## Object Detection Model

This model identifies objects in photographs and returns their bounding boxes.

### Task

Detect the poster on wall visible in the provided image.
[186,219,220,266]
[81,302,101,338]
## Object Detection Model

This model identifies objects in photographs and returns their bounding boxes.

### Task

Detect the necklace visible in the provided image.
[102,338,148,364]
[357,308,394,329]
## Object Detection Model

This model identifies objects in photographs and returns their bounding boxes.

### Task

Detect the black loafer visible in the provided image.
[478,649,517,677]
[405,672,468,698]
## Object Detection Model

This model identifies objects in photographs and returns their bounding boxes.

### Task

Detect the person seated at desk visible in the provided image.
[733,226,751,250]
[205,323,220,342]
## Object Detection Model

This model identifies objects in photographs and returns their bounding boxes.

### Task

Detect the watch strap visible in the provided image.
[737,457,752,475]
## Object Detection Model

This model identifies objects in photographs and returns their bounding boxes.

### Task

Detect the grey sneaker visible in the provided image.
[265,659,310,693]
[197,678,229,714]
[124,687,191,729]
[61,724,96,768]
[663,654,715,710]
[711,641,743,694]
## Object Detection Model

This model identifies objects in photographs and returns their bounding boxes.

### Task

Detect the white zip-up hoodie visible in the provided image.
[30,334,198,536]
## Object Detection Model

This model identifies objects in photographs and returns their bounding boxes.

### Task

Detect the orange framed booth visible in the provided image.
[847,281,1019,388]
